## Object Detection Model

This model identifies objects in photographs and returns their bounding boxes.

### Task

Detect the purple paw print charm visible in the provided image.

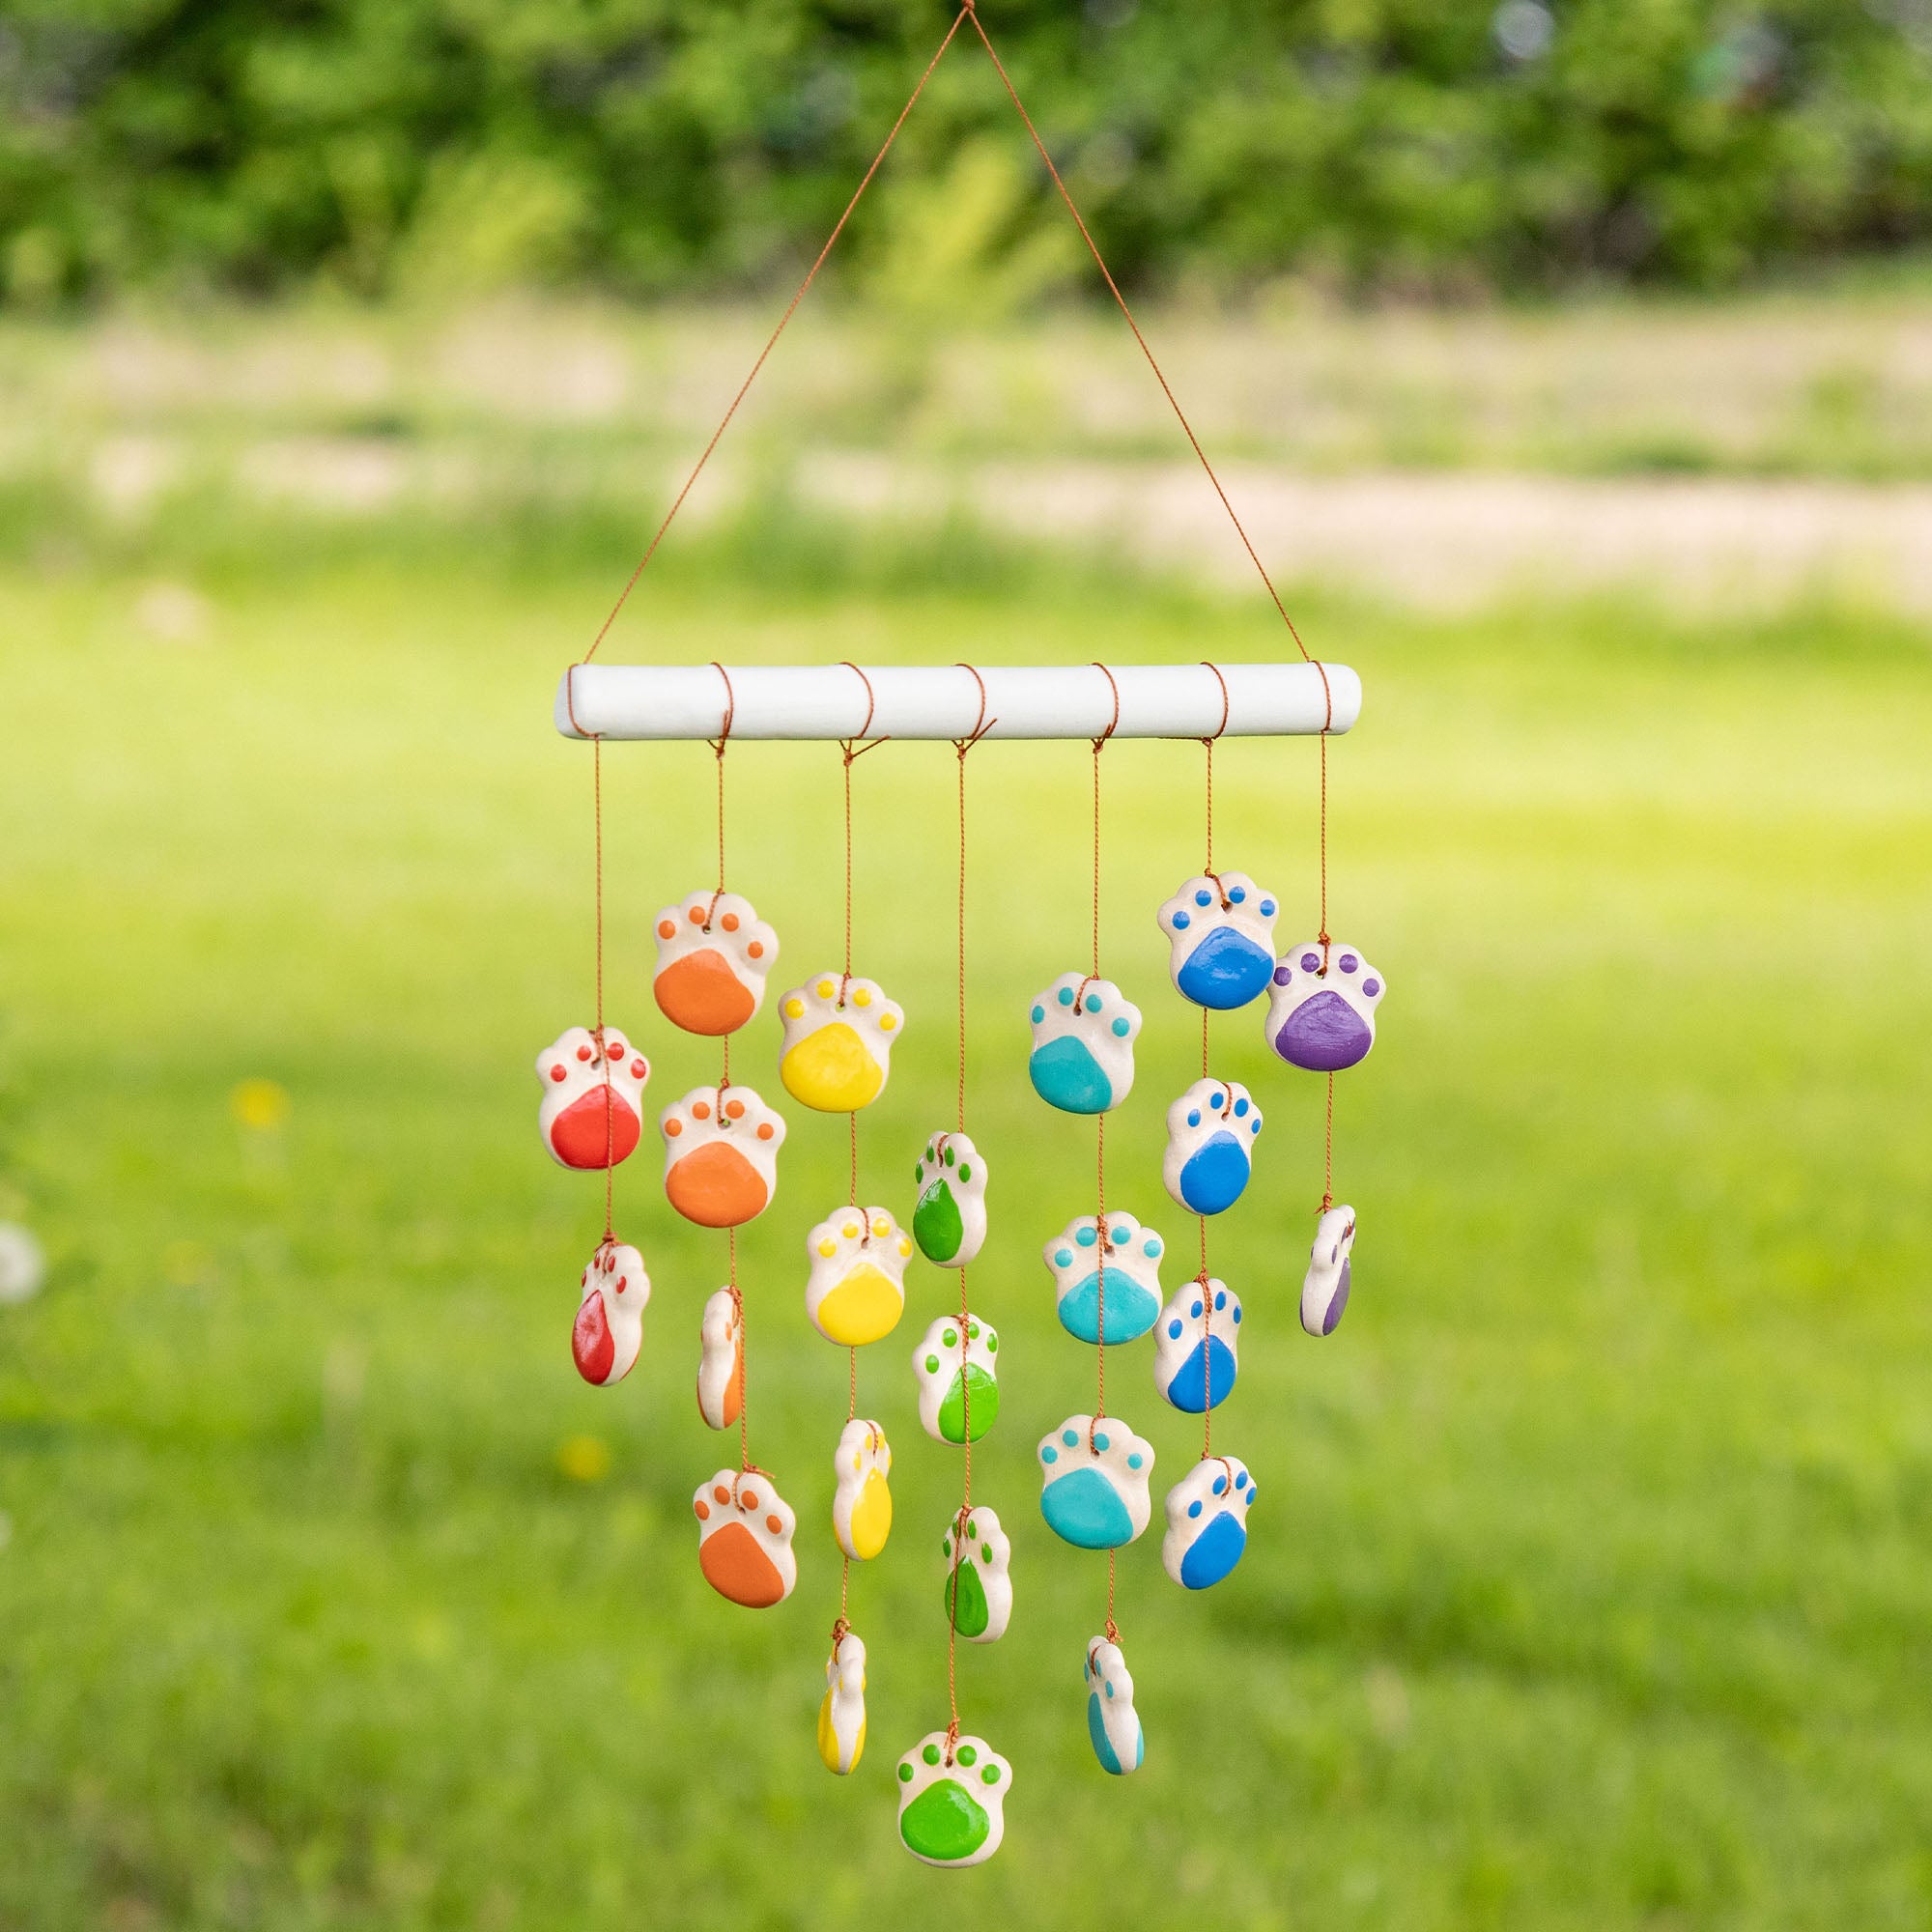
[1264,942,1383,1071]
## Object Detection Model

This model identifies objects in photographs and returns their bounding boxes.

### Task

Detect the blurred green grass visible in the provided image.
[1,527,1929,1928]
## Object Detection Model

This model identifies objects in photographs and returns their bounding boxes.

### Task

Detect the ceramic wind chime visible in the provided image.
[532,0,1379,1875]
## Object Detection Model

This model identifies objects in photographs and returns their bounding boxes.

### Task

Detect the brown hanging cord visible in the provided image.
[575,11,972,668]
[941,675,995,1768]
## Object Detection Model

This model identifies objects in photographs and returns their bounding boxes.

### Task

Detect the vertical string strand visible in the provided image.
[592,731,615,1243]
[1089,666,1120,1642]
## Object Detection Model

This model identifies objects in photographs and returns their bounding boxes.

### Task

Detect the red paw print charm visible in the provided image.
[536,1026,650,1170]
[572,1238,650,1386]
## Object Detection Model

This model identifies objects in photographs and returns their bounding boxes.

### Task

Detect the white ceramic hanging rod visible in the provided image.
[554,662,1360,743]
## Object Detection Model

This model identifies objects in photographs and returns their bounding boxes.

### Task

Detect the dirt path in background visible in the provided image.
[801,452,1932,613]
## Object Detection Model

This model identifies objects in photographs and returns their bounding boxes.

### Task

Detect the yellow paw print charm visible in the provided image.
[778,974,903,1113]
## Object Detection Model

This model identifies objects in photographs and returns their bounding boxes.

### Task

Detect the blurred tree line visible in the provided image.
[1,0,1928,309]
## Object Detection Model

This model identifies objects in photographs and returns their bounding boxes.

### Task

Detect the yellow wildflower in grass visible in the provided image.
[556,1435,611,1483]
[230,1078,291,1132]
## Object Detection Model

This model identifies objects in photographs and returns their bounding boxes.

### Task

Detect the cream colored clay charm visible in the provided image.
[536,1026,650,1170]
[1163,1077,1263,1216]
[1156,871,1280,1010]
[1301,1204,1356,1337]
[805,1205,911,1346]
[911,1312,1000,1444]
[1037,1414,1153,1549]
[660,1084,784,1227]
[895,1732,1012,1868]
[1162,1455,1254,1590]
[1266,941,1384,1071]
[911,1130,987,1268]
[693,1468,797,1608]
[571,1238,649,1387]
[942,1505,1013,1644]
[778,973,903,1112]
[1152,1277,1240,1413]
[817,1632,868,1775]
[1044,1210,1165,1345]
[696,1286,744,1431]
[652,889,779,1036]
[1028,972,1141,1114]
[833,1418,894,1561]
[1084,1636,1145,1776]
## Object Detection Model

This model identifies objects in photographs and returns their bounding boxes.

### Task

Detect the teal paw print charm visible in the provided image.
[1038,1414,1153,1548]
[1028,973,1142,1114]
[1084,1636,1145,1776]
[895,1732,1011,1867]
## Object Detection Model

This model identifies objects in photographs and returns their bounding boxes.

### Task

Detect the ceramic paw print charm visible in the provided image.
[896,1733,1012,1868]
[833,1418,894,1561]
[1266,941,1384,1071]
[1028,973,1141,1114]
[911,1131,987,1268]
[911,1313,1000,1444]
[1162,1456,1254,1590]
[693,1468,797,1608]
[805,1205,910,1346]
[942,1505,1013,1644]
[1152,1278,1240,1412]
[696,1287,744,1430]
[653,890,779,1036]
[660,1085,785,1227]
[1085,1636,1145,1776]
[1157,871,1279,1009]
[1301,1205,1356,1336]
[818,1633,867,1776]
[536,1027,650,1169]
[1044,1211,1166,1345]
[1163,1077,1263,1216]
[571,1238,649,1386]
[1037,1414,1153,1549]
[778,974,903,1112]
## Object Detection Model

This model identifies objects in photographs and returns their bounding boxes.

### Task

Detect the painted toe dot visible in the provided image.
[695,1499,709,1520]
[1340,952,1358,972]
[1085,994,1102,1013]
[925,1354,940,1373]
[693,1101,711,1121]
[956,1744,977,1766]
[549,1065,566,1082]
[1126,1452,1143,1469]
[1169,1319,1183,1338]
[576,1044,593,1062]
[923,1744,941,1765]
[816,979,837,998]
[1063,1429,1079,1447]
[980,1766,999,1784]
[1041,1445,1058,1463]
[1188,1498,1202,1518]
[1143,1238,1161,1258]
[898,1764,913,1783]
[852,986,872,1008]
[1230,886,1246,903]
[1300,952,1320,970]
[740,1490,759,1509]
[784,998,804,1019]
[1261,898,1276,916]
[1076,1226,1097,1248]
[1173,910,1190,929]
[1111,1016,1129,1036]
[818,1238,837,1258]
[657,918,675,939]
[1364,977,1381,996]
[880,1013,896,1031]
[1211,1476,1225,1495]
[721,912,739,931]
[724,1098,745,1120]
[1094,1432,1110,1452]
[665,1118,682,1136]
[755,1122,774,1140]
[687,906,705,924]
[747,941,764,958]
[1194,889,1212,906]
[713,1485,730,1504]
[766,1514,781,1533]
[1055,1248,1073,1267]
[1057,986,1074,1007]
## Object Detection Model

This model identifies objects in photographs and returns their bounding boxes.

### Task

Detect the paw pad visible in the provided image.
[911,1312,1000,1444]
[833,1418,894,1562]
[1156,870,1279,1009]
[1266,941,1384,1071]
[817,1633,867,1776]
[805,1205,910,1346]
[536,1026,650,1170]
[1085,1636,1145,1775]
[692,1468,797,1608]
[778,974,903,1113]
[1301,1205,1356,1337]
[942,1505,1012,1644]
[1162,1077,1263,1216]
[1044,1211,1165,1346]
[660,1085,785,1227]
[895,1732,1011,1868]
[1037,1413,1154,1549]
[571,1238,649,1386]
[652,889,779,1036]
[1028,973,1142,1114]
[696,1287,744,1430]
[1161,1456,1254,1591]
[911,1130,988,1268]
[1151,1277,1240,1413]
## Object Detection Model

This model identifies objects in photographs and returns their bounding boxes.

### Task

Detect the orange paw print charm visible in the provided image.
[652,890,779,1037]
[694,1468,797,1607]
[660,1085,785,1227]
